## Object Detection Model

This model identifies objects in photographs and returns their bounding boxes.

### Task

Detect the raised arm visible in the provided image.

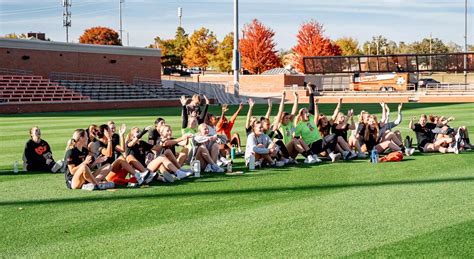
[264,98,273,119]
[198,95,210,124]
[230,102,244,123]
[307,84,315,115]
[393,103,402,125]
[331,98,342,124]
[216,104,228,130]
[116,124,126,153]
[274,91,286,124]
[409,116,416,130]
[245,98,255,129]
[180,96,189,129]
[101,130,113,158]
[380,101,388,124]
[290,91,299,119]
[348,109,356,130]
[313,98,320,125]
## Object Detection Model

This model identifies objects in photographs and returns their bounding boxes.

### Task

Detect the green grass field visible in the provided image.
[0,103,473,257]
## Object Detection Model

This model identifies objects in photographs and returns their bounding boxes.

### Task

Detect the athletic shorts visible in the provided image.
[418,139,433,152]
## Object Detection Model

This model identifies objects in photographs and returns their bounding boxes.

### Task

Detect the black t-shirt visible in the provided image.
[23,139,53,171]
[159,138,177,155]
[91,140,115,165]
[126,140,153,165]
[413,123,436,146]
[364,127,378,151]
[186,104,201,116]
[331,123,349,141]
[64,147,88,183]
[356,123,366,138]
[111,133,120,158]
[148,129,161,145]
[319,124,331,137]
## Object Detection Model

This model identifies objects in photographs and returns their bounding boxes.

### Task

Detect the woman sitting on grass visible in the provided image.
[64,129,112,190]
[91,124,142,186]
[378,103,415,156]
[160,124,193,167]
[294,84,340,162]
[192,124,224,173]
[364,115,403,155]
[23,126,64,173]
[409,114,460,154]
[245,121,280,167]
[273,91,314,164]
[216,103,244,156]
[126,126,193,183]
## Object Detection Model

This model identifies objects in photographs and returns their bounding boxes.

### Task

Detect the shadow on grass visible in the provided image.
[1,176,473,207]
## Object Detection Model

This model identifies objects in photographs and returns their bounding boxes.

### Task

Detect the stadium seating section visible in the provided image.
[0,75,88,103]
[55,80,186,100]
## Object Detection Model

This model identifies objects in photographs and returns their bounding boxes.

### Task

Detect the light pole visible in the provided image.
[178,7,183,28]
[119,0,124,45]
[464,0,468,86]
[232,0,240,97]
[62,0,71,43]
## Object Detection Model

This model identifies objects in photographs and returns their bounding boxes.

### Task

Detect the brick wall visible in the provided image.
[0,39,161,84]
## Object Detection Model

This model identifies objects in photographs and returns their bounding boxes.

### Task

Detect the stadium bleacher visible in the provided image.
[55,80,187,100]
[0,75,89,103]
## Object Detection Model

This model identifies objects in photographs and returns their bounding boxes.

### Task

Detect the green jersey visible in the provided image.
[295,114,320,144]
[279,123,295,144]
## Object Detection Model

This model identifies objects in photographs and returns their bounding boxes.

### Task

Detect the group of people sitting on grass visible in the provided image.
[22,83,472,191]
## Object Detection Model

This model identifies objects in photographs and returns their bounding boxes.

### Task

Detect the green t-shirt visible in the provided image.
[295,114,320,144]
[279,123,295,145]
[182,128,197,148]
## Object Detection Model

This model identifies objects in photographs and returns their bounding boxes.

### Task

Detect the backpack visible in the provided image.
[379,151,403,162]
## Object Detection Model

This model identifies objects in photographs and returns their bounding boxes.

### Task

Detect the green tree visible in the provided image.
[152,27,189,69]
[362,35,392,55]
[397,41,411,54]
[409,38,448,54]
[183,27,218,72]
[446,41,462,52]
[334,37,362,56]
[209,33,233,73]
[469,45,474,51]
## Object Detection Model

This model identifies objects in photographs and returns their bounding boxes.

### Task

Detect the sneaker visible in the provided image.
[254,160,262,168]
[219,157,231,166]
[304,155,317,164]
[349,151,358,160]
[216,160,223,167]
[176,169,193,180]
[204,164,213,173]
[211,164,224,173]
[144,171,157,184]
[342,151,350,160]
[453,145,459,154]
[281,158,290,164]
[51,160,64,173]
[96,182,114,190]
[329,152,341,162]
[288,157,298,164]
[162,172,176,183]
[81,183,95,191]
[179,168,193,173]
[275,161,285,167]
[126,182,139,188]
[405,148,415,156]
[312,155,322,163]
[357,152,367,159]
[134,170,150,186]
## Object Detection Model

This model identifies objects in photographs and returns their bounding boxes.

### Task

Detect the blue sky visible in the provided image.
[0,0,472,49]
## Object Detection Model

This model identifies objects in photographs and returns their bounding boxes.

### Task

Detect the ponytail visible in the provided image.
[66,138,76,151]
[66,129,85,151]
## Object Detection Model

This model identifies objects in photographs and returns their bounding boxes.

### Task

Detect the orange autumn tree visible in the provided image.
[292,20,341,72]
[79,26,121,46]
[239,19,281,74]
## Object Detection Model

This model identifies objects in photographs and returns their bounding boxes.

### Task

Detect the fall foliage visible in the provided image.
[183,27,218,71]
[292,20,341,72]
[239,19,281,74]
[334,37,362,56]
[79,26,121,46]
[153,27,189,68]
[209,33,234,73]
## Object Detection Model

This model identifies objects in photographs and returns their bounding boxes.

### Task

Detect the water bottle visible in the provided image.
[227,162,232,173]
[13,160,19,173]
[230,145,236,160]
[248,155,255,170]
[191,160,201,177]
[370,149,378,164]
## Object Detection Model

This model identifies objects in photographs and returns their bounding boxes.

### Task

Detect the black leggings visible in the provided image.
[274,139,290,158]
[309,134,338,154]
